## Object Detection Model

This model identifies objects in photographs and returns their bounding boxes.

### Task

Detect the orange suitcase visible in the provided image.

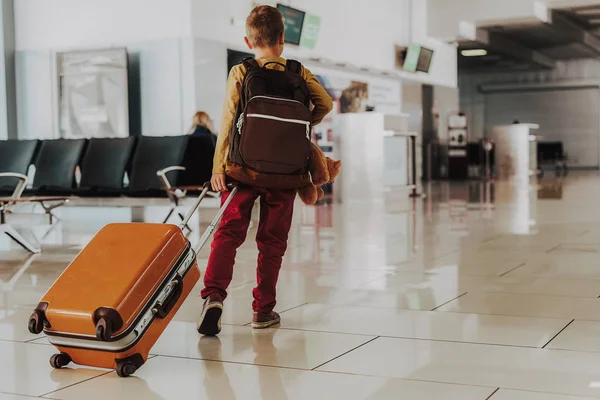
[27,183,238,377]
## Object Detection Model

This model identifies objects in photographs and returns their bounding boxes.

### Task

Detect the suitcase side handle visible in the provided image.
[153,277,183,319]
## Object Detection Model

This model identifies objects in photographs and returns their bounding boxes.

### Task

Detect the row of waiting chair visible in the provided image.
[0,135,215,198]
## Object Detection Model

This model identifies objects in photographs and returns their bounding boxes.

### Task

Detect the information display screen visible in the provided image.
[277,4,306,45]
[403,44,434,73]
[403,44,421,72]
[417,47,434,73]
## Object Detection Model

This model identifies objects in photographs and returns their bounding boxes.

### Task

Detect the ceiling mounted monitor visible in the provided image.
[277,3,306,46]
[403,44,434,73]
[417,47,434,73]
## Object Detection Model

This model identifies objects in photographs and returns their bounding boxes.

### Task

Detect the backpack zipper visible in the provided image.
[249,95,306,106]
[238,113,311,139]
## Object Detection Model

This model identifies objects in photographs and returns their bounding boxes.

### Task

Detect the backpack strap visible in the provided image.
[286,59,302,74]
[242,57,259,70]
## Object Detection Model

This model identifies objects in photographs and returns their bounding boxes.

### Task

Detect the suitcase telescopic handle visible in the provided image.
[193,184,239,254]
[179,182,237,230]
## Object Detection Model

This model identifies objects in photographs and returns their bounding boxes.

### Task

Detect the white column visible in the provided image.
[492,123,539,185]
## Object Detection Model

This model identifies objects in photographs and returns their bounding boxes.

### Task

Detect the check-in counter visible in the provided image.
[333,113,418,204]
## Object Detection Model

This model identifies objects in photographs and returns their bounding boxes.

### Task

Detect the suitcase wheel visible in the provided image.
[116,361,137,378]
[96,318,113,341]
[49,353,71,369]
[28,310,45,335]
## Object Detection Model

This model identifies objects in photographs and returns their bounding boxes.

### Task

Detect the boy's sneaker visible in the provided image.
[251,311,281,329]
[196,294,224,336]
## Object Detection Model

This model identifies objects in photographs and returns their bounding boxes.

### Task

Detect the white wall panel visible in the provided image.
[14,0,191,51]
[485,88,600,167]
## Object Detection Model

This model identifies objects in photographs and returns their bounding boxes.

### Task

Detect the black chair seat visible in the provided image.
[126,189,170,198]
[128,135,189,194]
[79,138,135,194]
[0,140,39,191]
[24,187,74,197]
[0,189,14,197]
[30,139,86,193]
[0,186,17,197]
[73,187,127,198]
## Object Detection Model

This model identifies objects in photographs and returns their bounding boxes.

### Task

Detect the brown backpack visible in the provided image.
[226,58,312,189]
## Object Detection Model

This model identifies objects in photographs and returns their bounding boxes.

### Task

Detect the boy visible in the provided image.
[197,5,333,335]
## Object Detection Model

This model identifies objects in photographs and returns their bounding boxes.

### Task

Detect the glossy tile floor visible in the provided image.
[5,175,600,398]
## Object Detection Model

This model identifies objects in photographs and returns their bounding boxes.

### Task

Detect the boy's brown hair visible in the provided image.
[246,5,284,48]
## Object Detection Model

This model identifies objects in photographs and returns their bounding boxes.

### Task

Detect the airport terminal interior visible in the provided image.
[6,0,600,399]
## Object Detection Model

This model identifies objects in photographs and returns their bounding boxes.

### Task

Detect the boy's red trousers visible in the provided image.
[201,186,296,313]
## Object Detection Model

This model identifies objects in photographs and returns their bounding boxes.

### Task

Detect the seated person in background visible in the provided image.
[189,111,217,146]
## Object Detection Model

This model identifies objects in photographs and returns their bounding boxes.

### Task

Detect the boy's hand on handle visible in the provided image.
[211,173,228,192]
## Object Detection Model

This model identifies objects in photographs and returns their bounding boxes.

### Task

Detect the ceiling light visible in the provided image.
[461,49,488,57]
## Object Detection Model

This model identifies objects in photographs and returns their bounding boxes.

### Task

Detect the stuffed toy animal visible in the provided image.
[298,142,342,205]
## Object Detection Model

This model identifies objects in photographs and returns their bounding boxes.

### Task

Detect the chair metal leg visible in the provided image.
[41,221,61,240]
[162,208,175,224]
[40,202,66,225]
[3,225,41,254]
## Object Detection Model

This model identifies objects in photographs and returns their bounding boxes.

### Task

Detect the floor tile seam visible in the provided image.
[278,268,404,274]
[574,230,592,238]
[38,371,113,398]
[494,273,600,283]
[23,340,52,347]
[373,332,600,356]
[240,302,309,326]
[359,271,600,288]
[481,234,502,244]
[488,387,600,399]
[458,289,600,300]
[375,335,549,350]
[498,263,526,277]
[166,325,377,341]
[145,355,501,394]
[0,391,49,399]
[276,301,450,312]
[275,303,582,325]
[485,388,500,399]
[551,246,600,253]
[276,302,309,314]
[310,368,501,391]
[430,292,468,311]
[219,321,254,327]
[0,337,44,344]
[310,336,380,371]
[310,368,503,393]
[430,308,600,322]
[228,280,256,289]
[542,319,576,349]
[431,249,460,260]
[545,243,564,253]
[438,289,600,300]
[274,325,382,338]
[540,344,600,354]
[150,353,318,372]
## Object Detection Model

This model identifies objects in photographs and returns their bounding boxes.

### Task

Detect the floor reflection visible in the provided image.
[3,174,600,398]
